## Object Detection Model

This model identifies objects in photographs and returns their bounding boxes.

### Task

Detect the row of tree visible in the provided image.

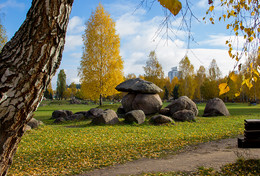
[49,3,259,104]
[51,50,259,104]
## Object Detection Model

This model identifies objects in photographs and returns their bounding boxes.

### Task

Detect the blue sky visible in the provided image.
[0,0,240,88]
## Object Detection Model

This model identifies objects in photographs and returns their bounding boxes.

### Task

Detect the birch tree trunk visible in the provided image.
[0,0,74,175]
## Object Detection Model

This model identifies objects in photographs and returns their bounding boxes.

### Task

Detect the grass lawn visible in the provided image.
[8,102,260,175]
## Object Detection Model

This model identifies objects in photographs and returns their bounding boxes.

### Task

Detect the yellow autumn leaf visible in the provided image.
[235,92,241,97]
[243,79,253,89]
[230,72,237,82]
[219,83,230,95]
[209,6,214,12]
[157,0,182,16]
[253,69,259,77]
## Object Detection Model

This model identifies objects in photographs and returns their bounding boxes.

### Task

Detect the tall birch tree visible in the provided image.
[0,1,73,174]
[79,3,124,106]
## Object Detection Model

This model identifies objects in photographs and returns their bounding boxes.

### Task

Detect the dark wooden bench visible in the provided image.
[238,119,260,148]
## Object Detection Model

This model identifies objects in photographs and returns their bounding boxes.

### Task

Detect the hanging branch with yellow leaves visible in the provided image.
[205,0,260,96]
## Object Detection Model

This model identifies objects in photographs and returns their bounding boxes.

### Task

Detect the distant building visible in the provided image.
[168,66,180,82]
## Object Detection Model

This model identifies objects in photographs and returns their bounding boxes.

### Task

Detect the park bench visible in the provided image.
[238,119,260,148]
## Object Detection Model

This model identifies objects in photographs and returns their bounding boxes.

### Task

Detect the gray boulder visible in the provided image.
[70,97,81,104]
[172,110,196,122]
[132,94,163,115]
[150,115,173,125]
[27,118,43,129]
[51,110,73,119]
[203,98,230,117]
[75,111,90,118]
[117,106,125,115]
[115,78,163,94]
[167,96,198,116]
[89,108,104,118]
[24,125,32,132]
[91,109,119,125]
[67,114,84,121]
[122,93,163,115]
[54,117,66,123]
[159,108,171,116]
[121,93,136,112]
[124,110,146,124]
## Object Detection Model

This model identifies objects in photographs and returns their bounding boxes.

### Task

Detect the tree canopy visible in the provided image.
[0,18,7,51]
[56,69,67,100]
[78,3,124,105]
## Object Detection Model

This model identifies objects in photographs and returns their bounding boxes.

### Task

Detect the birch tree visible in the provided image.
[79,3,124,106]
[0,0,73,175]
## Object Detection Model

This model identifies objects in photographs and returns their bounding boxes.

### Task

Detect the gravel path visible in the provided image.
[77,137,260,176]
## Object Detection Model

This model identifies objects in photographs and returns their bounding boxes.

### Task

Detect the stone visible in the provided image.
[70,97,81,104]
[91,109,119,125]
[75,111,91,118]
[122,93,163,115]
[132,94,163,115]
[115,78,163,94]
[124,110,146,124]
[89,108,104,118]
[203,98,230,117]
[159,108,171,116]
[172,110,196,122]
[150,115,173,125]
[24,125,32,132]
[27,118,43,129]
[121,93,136,112]
[51,110,73,119]
[167,96,198,116]
[117,106,126,115]
[54,117,65,123]
[67,114,84,121]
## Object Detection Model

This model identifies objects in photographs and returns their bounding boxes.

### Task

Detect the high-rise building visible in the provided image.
[168,66,179,82]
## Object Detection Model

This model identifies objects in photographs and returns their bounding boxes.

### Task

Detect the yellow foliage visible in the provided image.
[157,0,182,16]
[79,3,124,101]
[219,83,230,95]
[0,20,7,51]
[230,72,238,82]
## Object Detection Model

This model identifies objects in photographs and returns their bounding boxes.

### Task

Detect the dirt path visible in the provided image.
[77,137,260,176]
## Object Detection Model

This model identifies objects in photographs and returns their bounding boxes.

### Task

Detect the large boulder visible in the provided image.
[67,114,84,121]
[159,108,171,116]
[115,78,163,94]
[70,97,81,104]
[172,110,196,122]
[167,96,198,116]
[122,93,163,115]
[91,109,119,125]
[203,98,230,117]
[124,110,146,124]
[27,118,43,129]
[150,115,173,125]
[121,93,136,112]
[51,110,73,119]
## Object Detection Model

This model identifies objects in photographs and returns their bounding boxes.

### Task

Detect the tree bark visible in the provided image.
[0,0,74,175]
[99,94,103,106]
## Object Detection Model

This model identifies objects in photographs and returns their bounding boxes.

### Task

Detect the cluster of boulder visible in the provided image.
[116,78,163,115]
[51,108,120,125]
[160,96,198,122]
[51,78,230,125]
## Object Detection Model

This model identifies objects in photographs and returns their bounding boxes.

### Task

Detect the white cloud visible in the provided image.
[0,0,25,9]
[64,35,83,52]
[197,0,208,8]
[67,16,85,34]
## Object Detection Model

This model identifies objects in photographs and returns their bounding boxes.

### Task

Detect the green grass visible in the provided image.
[8,102,260,175]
